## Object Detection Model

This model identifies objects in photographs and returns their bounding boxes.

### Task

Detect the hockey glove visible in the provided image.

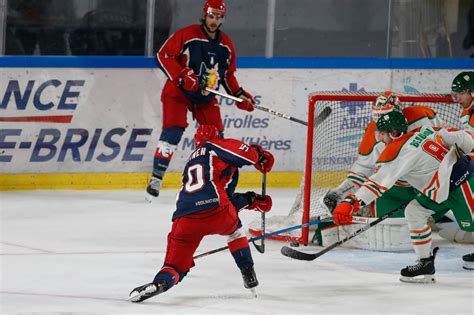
[245,191,272,212]
[323,189,342,213]
[251,144,275,173]
[235,88,255,112]
[332,194,361,226]
[178,67,199,92]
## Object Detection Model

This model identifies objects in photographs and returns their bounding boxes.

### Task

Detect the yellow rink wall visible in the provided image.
[0,171,347,190]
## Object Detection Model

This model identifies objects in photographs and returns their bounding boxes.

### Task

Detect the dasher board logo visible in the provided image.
[1,79,152,164]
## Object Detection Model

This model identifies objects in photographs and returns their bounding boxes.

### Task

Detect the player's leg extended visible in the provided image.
[445,179,474,270]
[146,96,188,199]
[444,176,474,233]
[129,217,204,302]
[219,205,258,290]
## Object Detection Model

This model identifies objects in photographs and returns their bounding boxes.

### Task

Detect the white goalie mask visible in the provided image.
[372,92,402,121]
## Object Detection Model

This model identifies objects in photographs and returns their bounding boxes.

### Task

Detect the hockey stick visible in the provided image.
[280,206,402,261]
[205,87,311,126]
[193,217,333,260]
[252,173,267,253]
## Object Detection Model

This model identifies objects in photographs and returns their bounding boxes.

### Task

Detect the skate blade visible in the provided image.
[249,287,257,298]
[127,285,157,302]
[400,275,436,284]
[145,194,155,203]
[462,262,474,270]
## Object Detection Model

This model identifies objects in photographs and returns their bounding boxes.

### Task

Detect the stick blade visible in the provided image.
[252,239,265,253]
[280,246,316,261]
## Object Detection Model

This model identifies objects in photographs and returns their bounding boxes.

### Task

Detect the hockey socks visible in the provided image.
[228,237,253,269]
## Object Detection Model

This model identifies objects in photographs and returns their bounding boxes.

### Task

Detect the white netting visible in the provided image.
[249,92,460,243]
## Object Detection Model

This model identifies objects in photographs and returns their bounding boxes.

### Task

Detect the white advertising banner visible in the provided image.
[0,68,463,174]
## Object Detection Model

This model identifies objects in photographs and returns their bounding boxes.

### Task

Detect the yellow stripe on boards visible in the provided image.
[0,171,347,190]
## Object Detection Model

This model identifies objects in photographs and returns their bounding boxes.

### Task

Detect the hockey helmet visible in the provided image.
[376,111,408,138]
[451,72,474,94]
[203,0,226,17]
[195,125,220,147]
[372,91,401,120]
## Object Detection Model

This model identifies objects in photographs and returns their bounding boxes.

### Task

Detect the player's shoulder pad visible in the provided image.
[359,121,378,155]
[402,106,436,124]
[179,24,206,40]
[206,138,259,163]
[377,132,414,163]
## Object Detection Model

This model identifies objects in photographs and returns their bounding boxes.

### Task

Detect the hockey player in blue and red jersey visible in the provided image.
[146,0,257,200]
[129,125,274,303]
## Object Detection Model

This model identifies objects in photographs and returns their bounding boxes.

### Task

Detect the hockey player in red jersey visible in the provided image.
[129,125,274,302]
[332,111,474,282]
[146,0,257,200]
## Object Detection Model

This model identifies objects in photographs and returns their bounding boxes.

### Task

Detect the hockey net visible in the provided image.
[248,91,461,245]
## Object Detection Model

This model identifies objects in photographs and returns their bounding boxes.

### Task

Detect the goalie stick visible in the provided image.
[205,87,332,127]
[252,173,267,253]
[280,206,402,261]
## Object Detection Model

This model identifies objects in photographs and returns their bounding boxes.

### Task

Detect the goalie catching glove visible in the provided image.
[235,88,255,112]
[332,194,362,225]
[251,144,274,173]
[245,191,272,212]
[323,190,342,213]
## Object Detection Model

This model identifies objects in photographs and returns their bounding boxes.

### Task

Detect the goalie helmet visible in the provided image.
[451,72,474,94]
[203,0,226,17]
[195,125,220,147]
[372,91,401,120]
[376,111,408,138]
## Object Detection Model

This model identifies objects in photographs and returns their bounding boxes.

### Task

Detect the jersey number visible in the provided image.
[422,140,448,161]
[185,164,205,192]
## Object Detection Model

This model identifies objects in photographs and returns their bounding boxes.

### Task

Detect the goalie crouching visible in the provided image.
[332,111,474,283]
[319,92,446,251]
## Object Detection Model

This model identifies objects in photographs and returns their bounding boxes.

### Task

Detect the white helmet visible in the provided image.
[372,91,401,121]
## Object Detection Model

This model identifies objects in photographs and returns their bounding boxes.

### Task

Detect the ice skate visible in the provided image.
[400,247,438,284]
[241,265,259,289]
[145,176,162,202]
[128,281,168,303]
[462,253,474,270]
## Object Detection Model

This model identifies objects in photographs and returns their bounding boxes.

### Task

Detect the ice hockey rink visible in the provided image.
[1,188,473,314]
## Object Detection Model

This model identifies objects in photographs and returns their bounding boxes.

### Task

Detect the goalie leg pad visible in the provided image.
[314,218,411,251]
[337,218,411,251]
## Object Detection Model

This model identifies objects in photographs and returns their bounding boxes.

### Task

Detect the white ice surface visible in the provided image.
[1,189,473,314]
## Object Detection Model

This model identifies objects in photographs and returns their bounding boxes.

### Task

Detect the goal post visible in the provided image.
[249,91,459,245]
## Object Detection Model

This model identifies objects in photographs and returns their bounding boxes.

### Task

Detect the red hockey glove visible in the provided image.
[235,88,255,112]
[178,67,199,92]
[332,194,361,226]
[251,145,275,173]
[246,192,272,212]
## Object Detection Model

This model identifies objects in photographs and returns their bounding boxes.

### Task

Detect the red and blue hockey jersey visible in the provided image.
[173,138,260,220]
[156,24,241,104]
